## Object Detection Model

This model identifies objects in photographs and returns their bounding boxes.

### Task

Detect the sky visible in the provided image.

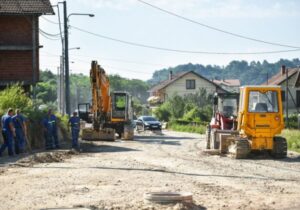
[40,0,300,80]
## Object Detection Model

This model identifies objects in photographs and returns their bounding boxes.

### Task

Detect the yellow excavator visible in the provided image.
[78,61,134,140]
[206,86,287,159]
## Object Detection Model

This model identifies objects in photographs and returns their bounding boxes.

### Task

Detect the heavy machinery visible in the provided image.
[78,61,134,141]
[206,92,239,150]
[206,86,287,159]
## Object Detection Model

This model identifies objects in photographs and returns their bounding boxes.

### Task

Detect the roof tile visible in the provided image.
[0,0,54,15]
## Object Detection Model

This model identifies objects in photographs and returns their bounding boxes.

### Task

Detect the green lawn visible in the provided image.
[168,123,206,134]
[281,129,300,153]
[167,125,300,153]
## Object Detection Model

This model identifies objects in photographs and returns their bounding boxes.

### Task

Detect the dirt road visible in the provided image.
[0,130,299,210]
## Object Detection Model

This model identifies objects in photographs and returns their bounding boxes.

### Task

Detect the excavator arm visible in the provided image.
[90,61,111,131]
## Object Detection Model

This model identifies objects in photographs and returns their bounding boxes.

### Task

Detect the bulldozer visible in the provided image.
[78,61,134,141]
[206,86,287,159]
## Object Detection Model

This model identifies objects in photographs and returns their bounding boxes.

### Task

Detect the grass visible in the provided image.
[281,129,300,153]
[168,122,206,134]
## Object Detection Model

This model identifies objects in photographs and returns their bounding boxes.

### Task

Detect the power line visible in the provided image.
[39,29,61,37]
[70,54,162,67]
[56,4,64,46]
[41,51,162,67]
[70,25,300,55]
[42,16,61,25]
[73,57,153,74]
[39,31,61,41]
[41,51,154,75]
[137,0,300,49]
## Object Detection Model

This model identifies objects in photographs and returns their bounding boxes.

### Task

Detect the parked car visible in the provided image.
[136,116,162,131]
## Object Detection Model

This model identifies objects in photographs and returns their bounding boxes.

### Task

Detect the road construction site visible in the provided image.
[0,130,299,210]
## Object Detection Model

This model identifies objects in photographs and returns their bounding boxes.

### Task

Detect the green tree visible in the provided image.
[0,85,32,114]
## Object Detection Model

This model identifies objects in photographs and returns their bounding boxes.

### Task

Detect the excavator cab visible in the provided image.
[111,92,133,122]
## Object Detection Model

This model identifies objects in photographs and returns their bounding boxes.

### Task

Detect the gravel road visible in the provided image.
[0,130,299,210]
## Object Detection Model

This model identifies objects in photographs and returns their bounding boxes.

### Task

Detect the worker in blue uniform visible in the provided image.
[42,109,59,150]
[0,108,16,156]
[68,112,80,149]
[12,109,27,154]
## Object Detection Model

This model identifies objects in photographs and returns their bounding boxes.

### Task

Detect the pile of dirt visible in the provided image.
[14,150,78,167]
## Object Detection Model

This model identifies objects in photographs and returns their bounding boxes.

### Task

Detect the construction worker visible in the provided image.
[42,109,59,150]
[0,108,16,156]
[12,109,27,154]
[68,112,80,149]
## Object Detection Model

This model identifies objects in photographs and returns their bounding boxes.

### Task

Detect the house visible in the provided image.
[0,0,54,91]
[213,79,240,93]
[264,65,300,113]
[148,71,227,104]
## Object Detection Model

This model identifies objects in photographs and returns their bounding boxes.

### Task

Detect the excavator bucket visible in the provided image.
[82,128,115,141]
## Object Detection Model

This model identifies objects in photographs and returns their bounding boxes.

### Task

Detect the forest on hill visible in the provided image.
[148,58,300,86]
[35,58,300,112]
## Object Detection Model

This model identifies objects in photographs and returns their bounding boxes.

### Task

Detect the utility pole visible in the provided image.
[63,0,70,116]
[60,55,65,114]
[57,67,60,113]
[284,65,289,128]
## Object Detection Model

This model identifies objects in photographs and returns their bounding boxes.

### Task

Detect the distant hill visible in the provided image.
[147,58,300,86]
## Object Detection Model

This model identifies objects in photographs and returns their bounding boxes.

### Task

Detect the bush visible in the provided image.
[168,95,185,119]
[153,102,171,121]
[182,105,212,123]
[286,114,299,129]
[281,129,300,153]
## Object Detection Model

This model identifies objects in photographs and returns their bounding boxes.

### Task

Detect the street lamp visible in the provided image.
[69,47,80,50]
[62,0,94,115]
[68,13,95,19]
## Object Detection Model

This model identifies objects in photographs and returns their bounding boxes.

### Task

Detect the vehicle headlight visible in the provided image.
[144,122,149,126]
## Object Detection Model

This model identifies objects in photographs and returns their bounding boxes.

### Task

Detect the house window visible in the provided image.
[297,90,300,107]
[186,80,195,89]
[281,91,285,102]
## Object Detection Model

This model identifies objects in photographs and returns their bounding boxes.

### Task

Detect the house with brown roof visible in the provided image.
[212,79,240,93]
[0,0,54,91]
[263,65,300,113]
[148,71,227,104]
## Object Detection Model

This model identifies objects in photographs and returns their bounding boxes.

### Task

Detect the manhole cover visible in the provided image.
[144,192,193,204]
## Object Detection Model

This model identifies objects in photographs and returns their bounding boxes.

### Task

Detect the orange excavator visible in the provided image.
[78,61,134,140]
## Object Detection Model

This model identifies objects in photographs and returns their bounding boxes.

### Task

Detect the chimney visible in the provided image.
[281,65,286,75]
[169,70,173,80]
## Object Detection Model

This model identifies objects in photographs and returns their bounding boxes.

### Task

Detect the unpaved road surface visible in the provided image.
[0,130,300,210]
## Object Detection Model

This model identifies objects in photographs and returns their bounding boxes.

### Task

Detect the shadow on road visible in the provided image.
[89,166,299,182]
[32,165,299,182]
[80,141,140,153]
[135,135,195,141]
[135,139,181,146]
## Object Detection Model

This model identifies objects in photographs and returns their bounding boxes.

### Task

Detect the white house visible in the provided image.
[264,66,300,114]
[148,71,227,104]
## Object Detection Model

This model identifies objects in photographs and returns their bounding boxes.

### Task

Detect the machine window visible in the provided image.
[248,91,279,113]
[115,94,126,110]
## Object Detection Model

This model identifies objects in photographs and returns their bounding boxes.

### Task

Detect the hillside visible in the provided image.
[148,58,300,86]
